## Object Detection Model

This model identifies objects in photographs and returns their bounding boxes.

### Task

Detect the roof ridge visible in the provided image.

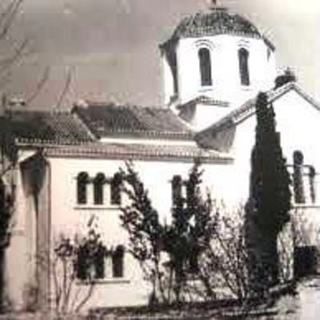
[4,109,72,115]
[82,102,167,111]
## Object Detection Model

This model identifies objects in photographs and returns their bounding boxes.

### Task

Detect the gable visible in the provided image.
[195,83,320,151]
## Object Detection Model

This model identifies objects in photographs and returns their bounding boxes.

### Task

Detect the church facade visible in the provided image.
[0,5,320,311]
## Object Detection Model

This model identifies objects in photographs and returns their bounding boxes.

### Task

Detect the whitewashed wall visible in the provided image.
[46,155,233,309]
[163,34,276,122]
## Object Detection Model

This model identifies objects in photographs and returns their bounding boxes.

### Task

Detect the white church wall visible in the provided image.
[161,52,176,106]
[273,91,320,244]
[175,35,275,108]
[47,155,233,308]
[232,89,320,246]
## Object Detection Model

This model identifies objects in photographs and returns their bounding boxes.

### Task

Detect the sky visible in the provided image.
[2,0,320,109]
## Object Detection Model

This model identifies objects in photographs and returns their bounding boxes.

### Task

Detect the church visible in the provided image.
[0,3,319,311]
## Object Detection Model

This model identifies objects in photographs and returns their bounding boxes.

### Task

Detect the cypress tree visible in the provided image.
[246,92,291,290]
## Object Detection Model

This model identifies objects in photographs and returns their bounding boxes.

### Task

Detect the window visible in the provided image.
[112,245,125,278]
[198,48,212,86]
[238,48,250,86]
[93,173,105,205]
[111,173,122,205]
[291,151,317,204]
[77,172,89,204]
[171,175,183,205]
[76,241,106,280]
[293,151,305,204]
[309,166,316,203]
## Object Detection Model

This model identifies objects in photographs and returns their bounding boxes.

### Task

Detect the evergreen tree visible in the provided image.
[245,92,291,290]
[119,161,213,304]
[163,161,212,303]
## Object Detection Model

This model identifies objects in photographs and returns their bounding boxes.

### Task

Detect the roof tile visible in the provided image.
[73,104,193,139]
[0,110,94,145]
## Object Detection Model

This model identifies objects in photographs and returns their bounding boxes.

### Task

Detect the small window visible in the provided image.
[93,173,105,205]
[293,151,305,204]
[238,48,250,86]
[76,242,106,280]
[198,48,212,86]
[309,166,316,204]
[111,173,122,205]
[77,172,89,205]
[172,175,182,205]
[112,245,124,278]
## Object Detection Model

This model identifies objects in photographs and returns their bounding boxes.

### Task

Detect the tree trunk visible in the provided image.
[245,207,279,296]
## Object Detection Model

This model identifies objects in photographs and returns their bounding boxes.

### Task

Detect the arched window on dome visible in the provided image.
[93,173,105,205]
[238,48,250,86]
[77,172,89,204]
[198,48,212,86]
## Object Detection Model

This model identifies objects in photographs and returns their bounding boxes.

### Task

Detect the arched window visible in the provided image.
[76,241,105,280]
[93,173,105,205]
[111,173,122,205]
[198,48,212,86]
[293,150,305,204]
[77,172,89,204]
[238,48,250,86]
[112,245,124,278]
[172,175,182,206]
[309,166,316,204]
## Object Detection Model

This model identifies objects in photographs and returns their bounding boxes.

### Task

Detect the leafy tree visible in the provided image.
[245,92,291,291]
[162,161,213,303]
[119,162,165,304]
[119,161,213,304]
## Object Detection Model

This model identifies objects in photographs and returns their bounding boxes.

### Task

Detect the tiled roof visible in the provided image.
[0,110,94,145]
[37,142,232,164]
[160,8,266,50]
[73,103,193,140]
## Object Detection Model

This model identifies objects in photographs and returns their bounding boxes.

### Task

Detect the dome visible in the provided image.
[161,8,265,49]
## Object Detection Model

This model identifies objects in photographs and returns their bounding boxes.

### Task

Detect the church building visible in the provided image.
[0,3,319,311]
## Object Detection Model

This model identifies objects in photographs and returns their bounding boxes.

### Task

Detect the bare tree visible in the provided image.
[33,226,102,315]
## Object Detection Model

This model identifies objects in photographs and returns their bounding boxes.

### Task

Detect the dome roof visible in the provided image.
[161,8,267,49]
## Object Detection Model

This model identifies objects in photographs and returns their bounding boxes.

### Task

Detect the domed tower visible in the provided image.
[160,4,276,131]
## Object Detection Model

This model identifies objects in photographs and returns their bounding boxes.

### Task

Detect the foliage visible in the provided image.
[162,161,213,303]
[245,92,291,289]
[48,226,103,314]
[119,161,213,304]
[198,204,250,303]
[119,162,165,304]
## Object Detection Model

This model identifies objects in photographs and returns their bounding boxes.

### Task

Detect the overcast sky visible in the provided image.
[3,0,320,109]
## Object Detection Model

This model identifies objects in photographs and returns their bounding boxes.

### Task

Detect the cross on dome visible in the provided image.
[208,0,226,11]
[209,0,218,9]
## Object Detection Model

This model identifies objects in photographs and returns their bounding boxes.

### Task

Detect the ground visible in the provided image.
[256,276,320,320]
[0,277,319,319]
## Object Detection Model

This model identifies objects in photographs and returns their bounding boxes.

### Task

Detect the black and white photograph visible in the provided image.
[0,0,319,319]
